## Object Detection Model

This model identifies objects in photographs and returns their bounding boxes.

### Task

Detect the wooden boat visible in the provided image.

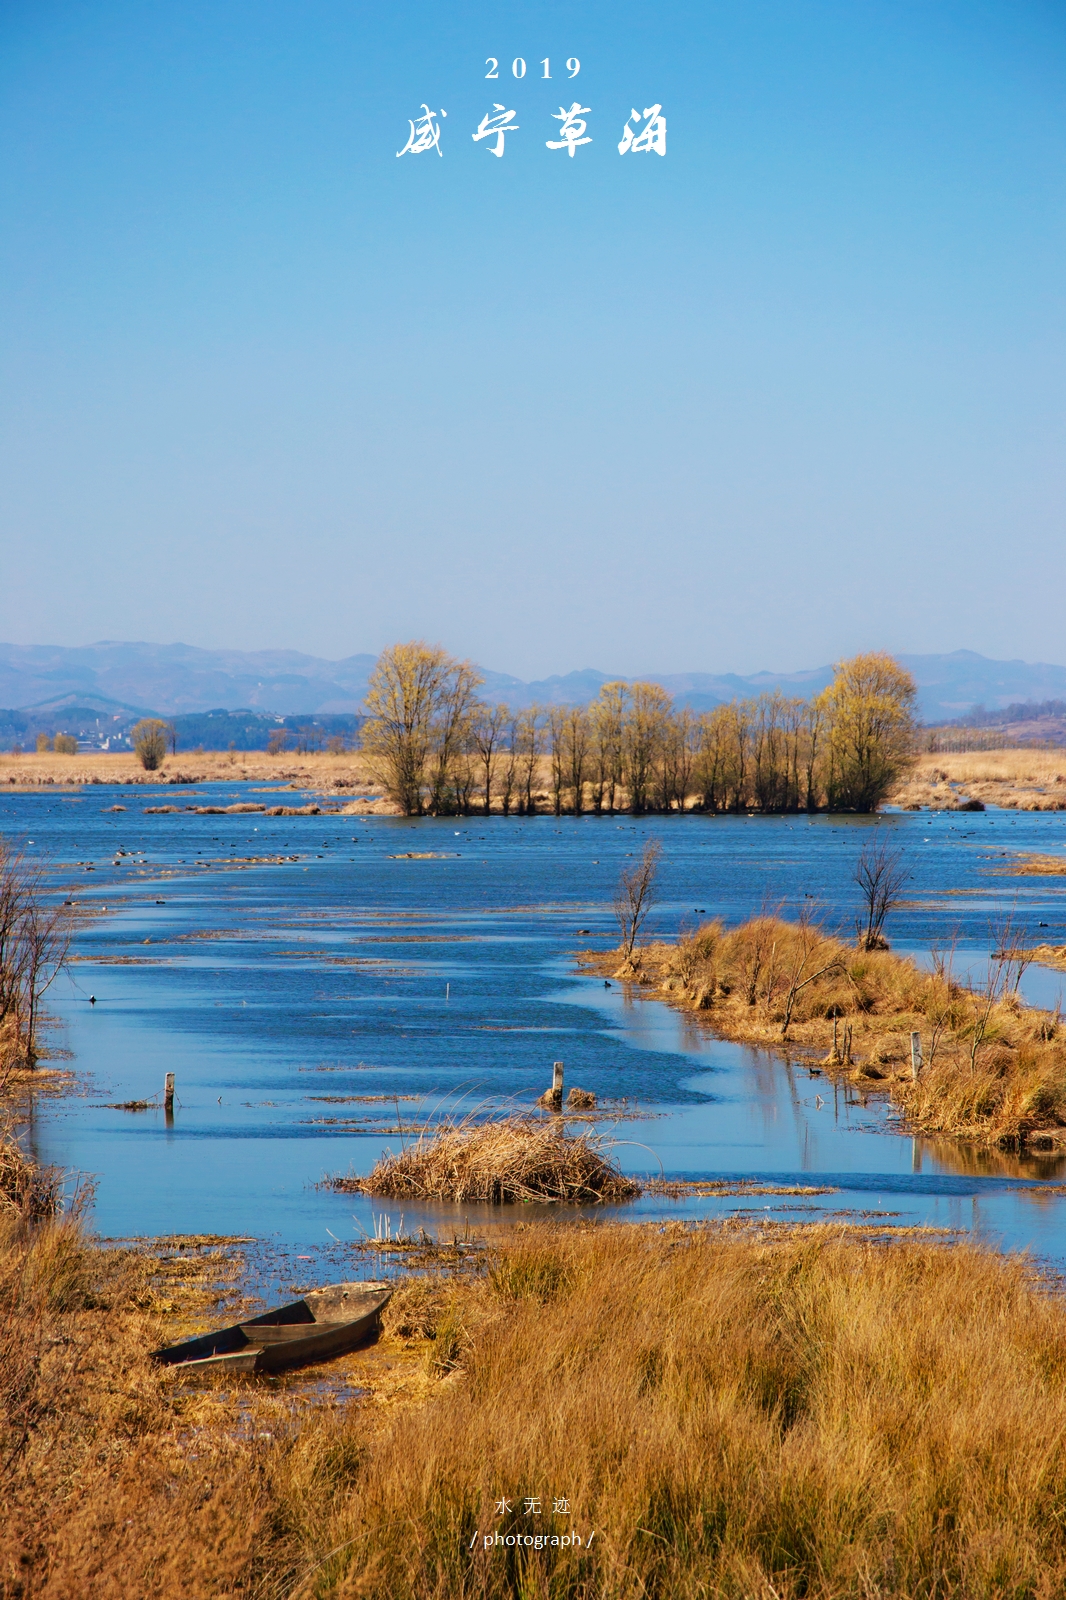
[150,1281,393,1374]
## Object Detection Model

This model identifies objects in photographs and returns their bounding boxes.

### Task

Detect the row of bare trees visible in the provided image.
[0,845,69,1074]
[361,644,918,817]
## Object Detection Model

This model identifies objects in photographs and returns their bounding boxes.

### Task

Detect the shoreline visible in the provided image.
[580,923,1066,1150]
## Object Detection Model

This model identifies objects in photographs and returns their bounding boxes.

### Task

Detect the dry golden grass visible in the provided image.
[0,748,396,804]
[928,750,1066,786]
[13,1214,1066,1597]
[0,1121,63,1219]
[892,750,1066,811]
[330,1115,640,1203]
[588,917,1066,1147]
[1034,944,1066,973]
[1004,855,1066,877]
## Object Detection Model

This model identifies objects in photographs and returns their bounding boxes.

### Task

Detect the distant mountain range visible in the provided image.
[2,641,1066,739]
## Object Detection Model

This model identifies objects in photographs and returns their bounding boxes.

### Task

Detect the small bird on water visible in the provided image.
[89,995,96,1005]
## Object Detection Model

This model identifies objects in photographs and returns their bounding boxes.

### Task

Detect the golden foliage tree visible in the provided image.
[361,642,482,815]
[359,643,918,817]
[820,652,917,812]
[589,681,627,813]
[131,719,169,771]
[623,682,673,813]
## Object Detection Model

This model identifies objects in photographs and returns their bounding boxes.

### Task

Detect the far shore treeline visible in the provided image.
[361,643,917,816]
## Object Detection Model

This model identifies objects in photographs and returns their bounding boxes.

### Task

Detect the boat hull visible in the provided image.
[151,1282,392,1374]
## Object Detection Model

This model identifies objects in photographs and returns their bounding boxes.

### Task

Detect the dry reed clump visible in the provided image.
[331,1116,640,1204]
[598,916,1066,1146]
[0,1121,63,1219]
[16,1210,1066,1595]
[1005,854,1066,877]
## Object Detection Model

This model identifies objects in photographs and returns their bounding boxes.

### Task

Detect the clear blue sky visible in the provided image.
[2,0,1064,676]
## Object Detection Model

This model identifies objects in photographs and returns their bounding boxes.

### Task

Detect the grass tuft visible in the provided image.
[329,1114,640,1204]
[0,1121,63,1219]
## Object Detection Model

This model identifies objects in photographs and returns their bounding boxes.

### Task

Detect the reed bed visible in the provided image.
[893,750,1066,810]
[330,1115,640,1203]
[590,916,1066,1146]
[925,749,1066,786]
[13,1213,1066,1597]
[0,1120,62,1218]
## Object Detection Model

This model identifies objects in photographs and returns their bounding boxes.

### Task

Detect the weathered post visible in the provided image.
[910,1031,923,1081]
[832,1018,839,1064]
[164,1072,175,1112]
[538,1061,564,1111]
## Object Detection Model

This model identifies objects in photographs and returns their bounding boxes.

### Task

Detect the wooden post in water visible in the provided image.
[538,1061,564,1111]
[164,1073,175,1112]
[832,1019,839,1064]
[910,1032,923,1081]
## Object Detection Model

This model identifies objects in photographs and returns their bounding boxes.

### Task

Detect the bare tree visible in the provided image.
[614,841,662,959]
[966,911,1033,1074]
[0,843,71,1071]
[803,697,825,812]
[562,707,590,814]
[623,683,672,814]
[854,839,909,950]
[516,705,545,816]
[926,934,960,1066]
[427,659,483,814]
[498,716,519,816]
[778,909,843,1039]
[471,703,509,816]
[546,705,567,816]
[743,921,775,1007]
[589,681,628,814]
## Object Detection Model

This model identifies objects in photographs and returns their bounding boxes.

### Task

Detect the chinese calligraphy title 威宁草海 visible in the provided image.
[396,103,666,159]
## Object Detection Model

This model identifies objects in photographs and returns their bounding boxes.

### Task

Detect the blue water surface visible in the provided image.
[5,782,1066,1263]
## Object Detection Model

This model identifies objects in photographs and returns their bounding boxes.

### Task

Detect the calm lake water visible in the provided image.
[6,782,1066,1265]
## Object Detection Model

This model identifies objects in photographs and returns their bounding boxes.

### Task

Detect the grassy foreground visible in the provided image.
[587,918,1066,1146]
[10,1207,1066,1598]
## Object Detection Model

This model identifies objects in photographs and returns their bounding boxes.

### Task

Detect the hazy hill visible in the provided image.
[2,642,1066,729]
